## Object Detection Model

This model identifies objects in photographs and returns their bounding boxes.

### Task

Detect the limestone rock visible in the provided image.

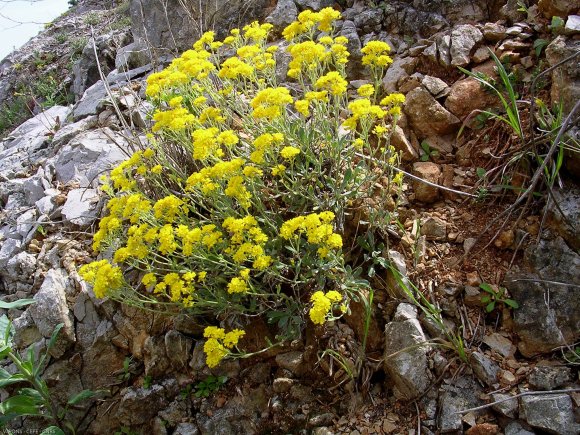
[391,125,419,162]
[412,161,441,203]
[491,393,518,418]
[538,0,578,19]
[275,351,306,376]
[53,128,128,187]
[29,269,75,357]
[61,188,101,226]
[404,87,460,138]
[422,75,449,97]
[437,377,484,433]
[266,0,298,34]
[117,380,176,426]
[382,57,418,93]
[520,393,580,435]
[528,365,573,390]
[384,303,432,399]
[547,185,580,251]
[445,77,500,120]
[506,236,580,357]
[450,24,483,66]
[469,351,499,386]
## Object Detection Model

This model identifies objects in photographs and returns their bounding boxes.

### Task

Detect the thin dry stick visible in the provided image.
[455,388,580,414]
[354,152,478,198]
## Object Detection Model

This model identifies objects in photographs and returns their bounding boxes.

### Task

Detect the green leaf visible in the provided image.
[41,426,65,435]
[486,301,496,313]
[0,315,12,345]
[420,154,429,162]
[0,394,43,416]
[0,299,35,310]
[67,389,98,405]
[504,299,519,309]
[481,295,491,304]
[476,167,487,179]
[0,345,11,359]
[0,373,27,388]
[479,283,494,294]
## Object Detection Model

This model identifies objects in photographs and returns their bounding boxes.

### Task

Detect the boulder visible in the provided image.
[115,41,151,72]
[520,393,580,434]
[266,0,298,34]
[545,36,580,116]
[404,87,460,138]
[412,161,441,203]
[450,24,483,67]
[505,236,580,357]
[538,0,578,19]
[382,57,418,93]
[29,269,76,357]
[445,77,500,120]
[383,303,432,399]
[61,188,101,226]
[547,185,580,251]
[53,127,129,187]
[129,0,271,51]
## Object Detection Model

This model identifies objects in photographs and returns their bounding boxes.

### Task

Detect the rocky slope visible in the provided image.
[1,0,579,434]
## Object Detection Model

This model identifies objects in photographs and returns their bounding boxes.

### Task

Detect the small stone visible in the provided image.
[469,352,499,386]
[393,303,417,321]
[421,216,447,241]
[382,420,398,433]
[422,76,449,97]
[491,393,518,418]
[307,413,334,428]
[520,393,580,435]
[466,271,481,287]
[528,365,573,390]
[391,126,419,162]
[482,22,507,42]
[500,369,516,384]
[464,286,483,307]
[273,377,294,393]
[564,15,580,34]
[61,188,101,226]
[483,333,516,358]
[412,162,441,203]
[504,421,534,435]
[463,237,477,254]
[466,423,500,435]
[472,47,490,63]
[275,351,305,376]
[450,24,483,67]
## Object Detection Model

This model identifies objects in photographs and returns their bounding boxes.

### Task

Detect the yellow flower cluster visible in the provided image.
[279,212,342,258]
[315,71,348,96]
[79,260,124,299]
[309,290,343,325]
[342,98,386,131]
[250,132,285,164]
[361,40,393,68]
[282,7,341,41]
[223,216,272,270]
[203,326,245,368]
[251,87,293,120]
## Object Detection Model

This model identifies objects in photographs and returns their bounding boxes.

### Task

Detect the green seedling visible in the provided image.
[479,283,519,312]
[194,376,228,398]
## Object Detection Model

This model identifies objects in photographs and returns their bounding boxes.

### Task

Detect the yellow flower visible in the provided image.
[79,260,124,299]
[227,276,249,293]
[153,195,184,223]
[357,84,375,97]
[280,146,300,160]
[314,71,348,96]
[251,87,293,120]
[295,99,310,117]
[271,164,286,176]
[361,40,393,67]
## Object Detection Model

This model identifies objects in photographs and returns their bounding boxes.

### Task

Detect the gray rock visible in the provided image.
[117,381,174,426]
[51,116,97,147]
[0,106,71,179]
[528,365,573,390]
[421,216,447,241]
[6,251,36,282]
[353,8,384,34]
[15,209,37,239]
[505,421,535,435]
[339,21,363,79]
[437,378,484,433]
[115,41,151,72]
[294,0,333,11]
[74,290,101,349]
[12,310,42,349]
[71,81,107,120]
[482,22,507,42]
[174,423,200,435]
[22,174,48,205]
[273,377,294,393]
[482,333,516,358]
[384,309,432,399]
[450,24,483,67]
[519,393,580,435]
[0,238,22,268]
[422,76,449,97]
[72,31,128,98]
[53,128,128,187]
[491,393,518,418]
[308,413,334,428]
[275,351,305,376]
[505,236,580,357]
[548,185,580,251]
[35,195,57,216]
[165,330,193,368]
[472,46,490,63]
[158,398,190,426]
[144,335,171,377]
[412,161,441,203]
[393,303,418,322]
[265,0,298,34]
[61,188,101,226]
[382,57,418,93]
[469,351,499,386]
[438,34,452,67]
[564,15,580,34]
[130,0,270,51]
[404,87,460,139]
[386,249,411,300]
[29,269,75,357]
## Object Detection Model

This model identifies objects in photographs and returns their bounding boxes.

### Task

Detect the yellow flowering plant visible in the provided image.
[79,9,405,369]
